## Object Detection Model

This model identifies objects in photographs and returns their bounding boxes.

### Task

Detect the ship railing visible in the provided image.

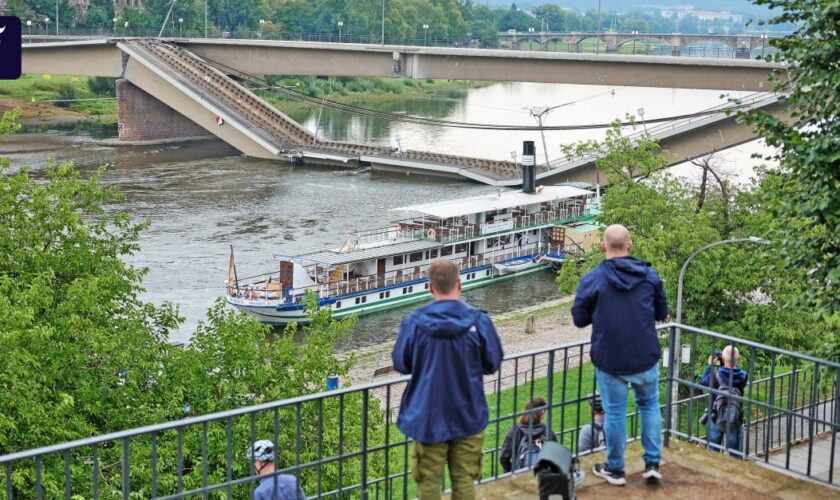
[434,208,588,244]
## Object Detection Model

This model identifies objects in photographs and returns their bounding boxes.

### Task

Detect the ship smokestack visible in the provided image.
[521,141,536,194]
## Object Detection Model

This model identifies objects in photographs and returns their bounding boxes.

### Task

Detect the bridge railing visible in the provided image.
[1,323,836,497]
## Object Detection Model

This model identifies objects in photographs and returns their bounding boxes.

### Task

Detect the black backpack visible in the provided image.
[712,372,743,432]
[516,427,546,470]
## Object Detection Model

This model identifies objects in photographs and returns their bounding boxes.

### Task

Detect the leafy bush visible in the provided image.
[87,76,116,97]
[55,83,77,107]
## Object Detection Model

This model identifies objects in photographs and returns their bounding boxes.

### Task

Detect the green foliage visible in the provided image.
[740,0,840,319]
[55,83,78,108]
[0,117,375,495]
[87,77,116,97]
[557,123,834,356]
[1,108,22,136]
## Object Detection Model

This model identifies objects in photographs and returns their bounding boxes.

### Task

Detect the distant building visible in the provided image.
[693,11,744,23]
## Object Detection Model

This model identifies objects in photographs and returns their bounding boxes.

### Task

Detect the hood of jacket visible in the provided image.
[600,256,653,291]
[413,300,483,339]
[716,366,749,386]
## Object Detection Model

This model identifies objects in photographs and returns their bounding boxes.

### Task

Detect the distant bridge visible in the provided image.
[496,31,779,56]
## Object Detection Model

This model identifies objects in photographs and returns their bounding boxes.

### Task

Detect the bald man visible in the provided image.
[700,345,749,457]
[572,224,669,486]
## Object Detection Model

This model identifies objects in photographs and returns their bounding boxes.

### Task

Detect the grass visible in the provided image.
[0,74,117,117]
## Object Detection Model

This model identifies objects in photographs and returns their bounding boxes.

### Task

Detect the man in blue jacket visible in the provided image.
[392,259,503,500]
[572,224,668,486]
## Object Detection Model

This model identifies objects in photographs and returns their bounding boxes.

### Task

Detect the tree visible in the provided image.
[0,116,380,495]
[556,122,833,358]
[740,0,840,318]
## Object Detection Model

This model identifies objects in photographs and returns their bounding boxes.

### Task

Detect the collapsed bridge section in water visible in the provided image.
[112,39,786,185]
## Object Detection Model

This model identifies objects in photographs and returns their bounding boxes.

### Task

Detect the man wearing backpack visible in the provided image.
[700,345,749,457]
[572,225,669,486]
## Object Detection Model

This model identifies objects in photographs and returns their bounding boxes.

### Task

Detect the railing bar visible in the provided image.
[829,368,839,484]
[765,354,777,462]
[249,412,256,495]
[295,403,302,490]
[784,357,798,470]
[151,433,158,498]
[317,399,324,498]
[176,426,184,493]
[226,418,233,499]
[64,450,71,499]
[338,393,344,494]
[744,346,757,458]
[493,357,503,479]
[806,362,819,476]
[384,385,391,498]
[35,456,42,500]
[4,463,11,500]
[361,389,369,499]
[663,325,677,447]
[121,438,129,500]
[686,332,699,441]
[202,422,209,499]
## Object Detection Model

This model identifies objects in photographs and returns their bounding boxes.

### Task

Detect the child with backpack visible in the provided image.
[500,397,558,473]
[700,345,749,457]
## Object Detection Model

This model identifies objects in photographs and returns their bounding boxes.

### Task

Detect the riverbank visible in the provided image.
[344,296,590,386]
[0,74,486,132]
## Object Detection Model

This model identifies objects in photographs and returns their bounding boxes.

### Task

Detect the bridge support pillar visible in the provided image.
[116,79,209,142]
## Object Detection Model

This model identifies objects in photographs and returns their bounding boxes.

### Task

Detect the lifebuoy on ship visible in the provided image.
[427,228,437,240]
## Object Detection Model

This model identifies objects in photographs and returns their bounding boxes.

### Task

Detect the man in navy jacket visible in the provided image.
[572,224,668,486]
[392,259,503,499]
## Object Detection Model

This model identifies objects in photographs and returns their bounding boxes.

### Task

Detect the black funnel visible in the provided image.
[522,141,536,194]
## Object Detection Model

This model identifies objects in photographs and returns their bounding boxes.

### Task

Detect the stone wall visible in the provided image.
[116,79,209,142]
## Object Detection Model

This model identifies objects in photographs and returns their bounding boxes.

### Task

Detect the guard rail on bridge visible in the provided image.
[1,323,837,498]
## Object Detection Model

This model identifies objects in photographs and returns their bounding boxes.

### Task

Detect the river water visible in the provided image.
[0,82,766,347]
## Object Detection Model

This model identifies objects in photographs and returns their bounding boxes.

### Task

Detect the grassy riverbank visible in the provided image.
[0,74,487,132]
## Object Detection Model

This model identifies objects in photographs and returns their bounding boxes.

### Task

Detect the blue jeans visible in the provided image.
[595,363,662,471]
[707,423,742,457]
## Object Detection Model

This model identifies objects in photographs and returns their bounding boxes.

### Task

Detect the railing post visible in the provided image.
[361,388,369,499]
[121,438,130,500]
[663,325,677,447]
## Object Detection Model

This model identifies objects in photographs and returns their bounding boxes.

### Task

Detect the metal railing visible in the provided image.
[1,323,837,497]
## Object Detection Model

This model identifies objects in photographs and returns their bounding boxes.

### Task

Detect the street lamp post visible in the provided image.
[337,21,343,43]
[380,0,385,45]
[761,33,768,58]
[55,0,58,35]
[528,26,534,50]
[113,17,117,35]
[26,20,31,38]
[179,18,183,38]
[204,0,208,38]
[667,236,771,443]
[44,17,50,35]
[422,24,429,46]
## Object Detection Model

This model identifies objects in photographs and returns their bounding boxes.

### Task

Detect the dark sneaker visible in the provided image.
[593,463,626,486]
[643,462,662,481]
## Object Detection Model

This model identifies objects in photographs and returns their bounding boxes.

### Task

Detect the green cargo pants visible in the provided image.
[412,431,484,500]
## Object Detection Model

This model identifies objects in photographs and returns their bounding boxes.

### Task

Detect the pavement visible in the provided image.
[472,441,840,499]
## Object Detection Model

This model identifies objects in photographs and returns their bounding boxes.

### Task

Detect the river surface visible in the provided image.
[0,82,768,347]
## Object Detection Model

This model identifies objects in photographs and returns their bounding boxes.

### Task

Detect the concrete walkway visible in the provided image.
[474,441,839,499]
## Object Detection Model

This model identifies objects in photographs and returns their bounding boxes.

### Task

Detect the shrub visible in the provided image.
[87,76,116,97]
[55,84,77,108]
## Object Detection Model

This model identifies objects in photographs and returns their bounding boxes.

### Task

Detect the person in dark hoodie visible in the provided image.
[500,396,557,473]
[572,224,669,486]
[700,345,749,457]
[392,259,503,500]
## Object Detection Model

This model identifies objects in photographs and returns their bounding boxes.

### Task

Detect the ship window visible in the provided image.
[454,243,467,254]
[336,301,342,309]
[362,296,367,303]
[441,246,453,257]
[393,255,404,265]
[486,270,490,276]
[402,287,407,294]
[355,297,361,304]
[409,286,414,293]
[430,249,438,258]
[379,292,385,299]
[424,283,429,290]
[385,291,391,298]
[409,252,423,263]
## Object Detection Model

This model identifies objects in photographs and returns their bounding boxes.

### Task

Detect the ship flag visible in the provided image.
[228,245,239,294]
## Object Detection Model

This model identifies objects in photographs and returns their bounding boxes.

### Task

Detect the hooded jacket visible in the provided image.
[392,299,503,444]
[572,256,669,376]
[700,365,749,392]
